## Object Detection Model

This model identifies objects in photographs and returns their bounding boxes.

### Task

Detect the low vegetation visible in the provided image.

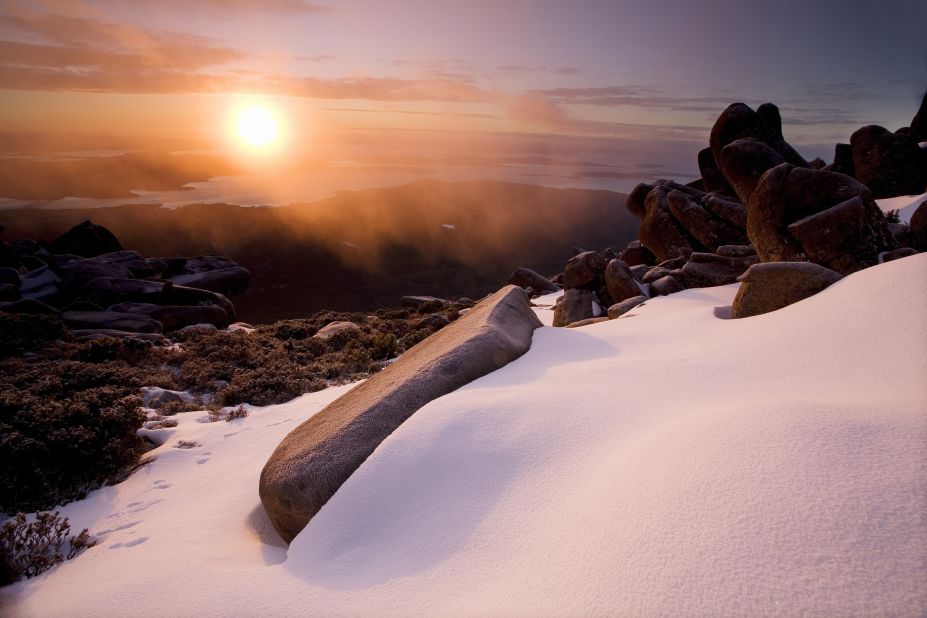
[0,511,96,584]
[0,304,458,513]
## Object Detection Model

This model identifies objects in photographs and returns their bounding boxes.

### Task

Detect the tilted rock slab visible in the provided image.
[259,285,543,543]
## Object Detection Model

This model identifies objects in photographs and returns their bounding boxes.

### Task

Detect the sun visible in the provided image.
[232,104,281,151]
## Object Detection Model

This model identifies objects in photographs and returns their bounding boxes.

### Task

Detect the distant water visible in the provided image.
[0,133,832,211]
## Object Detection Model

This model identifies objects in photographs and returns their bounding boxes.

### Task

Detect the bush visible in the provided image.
[0,388,146,512]
[885,209,901,224]
[0,511,96,584]
[0,313,69,358]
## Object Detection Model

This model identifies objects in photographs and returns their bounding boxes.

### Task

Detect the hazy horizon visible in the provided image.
[0,0,924,209]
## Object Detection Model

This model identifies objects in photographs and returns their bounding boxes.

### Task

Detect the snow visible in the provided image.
[3,255,926,616]
[877,191,926,223]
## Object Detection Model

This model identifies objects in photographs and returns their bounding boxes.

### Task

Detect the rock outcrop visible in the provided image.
[850,125,927,199]
[732,262,843,318]
[260,285,542,542]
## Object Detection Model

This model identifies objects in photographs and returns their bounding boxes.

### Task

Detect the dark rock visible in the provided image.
[314,320,363,340]
[719,138,787,203]
[565,316,609,328]
[90,251,156,278]
[77,278,236,320]
[562,251,607,290]
[657,256,687,270]
[642,266,670,284]
[170,266,251,297]
[886,222,910,247]
[909,90,927,143]
[747,164,894,272]
[809,158,827,170]
[607,295,647,319]
[60,259,133,293]
[627,182,654,219]
[19,255,46,271]
[400,296,449,311]
[709,102,808,170]
[618,242,656,267]
[732,262,842,318]
[603,259,639,305]
[414,313,451,331]
[61,310,163,333]
[850,125,927,198]
[649,275,685,296]
[910,200,927,251]
[681,252,759,288]
[109,302,233,330]
[882,247,918,262]
[51,220,123,257]
[260,286,542,543]
[787,196,878,275]
[602,247,619,260]
[18,265,60,301]
[0,298,59,315]
[141,387,188,409]
[629,264,650,281]
[64,300,103,312]
[0,267,19,287]
[70,329,166,344]
[830,143,855,177]
[703,194,748,228]
[148,256,188,276]
[667,189,748,250]
[0,283,19,301]
[553,288,596,327]
[508,267,560,294]
[638,184,699,262]
[697,147,733,194]
[717,244,756,258]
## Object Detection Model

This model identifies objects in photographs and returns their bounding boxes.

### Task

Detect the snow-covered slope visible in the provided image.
[3,255,926,616]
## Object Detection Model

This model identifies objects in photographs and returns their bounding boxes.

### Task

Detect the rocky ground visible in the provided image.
[506,93,927,327]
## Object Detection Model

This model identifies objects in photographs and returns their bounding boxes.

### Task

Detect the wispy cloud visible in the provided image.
[84,0,335,16]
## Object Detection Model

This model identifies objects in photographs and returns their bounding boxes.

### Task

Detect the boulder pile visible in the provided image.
[0,219,250,339]
[507,94,925,324]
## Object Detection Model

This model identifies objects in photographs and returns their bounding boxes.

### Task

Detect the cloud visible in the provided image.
[322,107,501,120]
[529,85,733,112]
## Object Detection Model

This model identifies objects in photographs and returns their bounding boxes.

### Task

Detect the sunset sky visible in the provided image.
[0,0,924,151]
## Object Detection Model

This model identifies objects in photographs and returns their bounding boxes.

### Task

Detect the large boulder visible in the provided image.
[732,262,842,318]
[909,200,927,251]
[259,286,542,543]
[829,143,855,177]
[910,90,927,143]
[709,102,808,171]
[637,184,700,262]
[89,251,157,278]
[18,265,60,302]
[170,266,251,297]
[59,259,133,293]
[77,277,236,320]
[607,295,647,319]
[61,310,163,333]
[703,194,748,228]
[649,275,684,296]
[562,251,607,290]
[667,189,748,250]
[108,302,233,330]
[850,125,927,198]
[51,220,123,257]
[747,164,894,273]
[618,241,656,267]
[681,252,759,288]
[697,147,733,195]
[508,267,560,294]
[553,288,596,327]
[603,259,639,306]
[718,138,786,204]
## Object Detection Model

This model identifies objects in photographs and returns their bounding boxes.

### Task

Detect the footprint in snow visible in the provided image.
[108,536,149,549]
[196,452,212,465]
[152,480,172,490]
[96,520,140,536]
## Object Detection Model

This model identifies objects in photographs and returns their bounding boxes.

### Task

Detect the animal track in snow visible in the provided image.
[196,451,212,465]
[96,520,140,536]
[107,536,149,549]
[152,480,172,490]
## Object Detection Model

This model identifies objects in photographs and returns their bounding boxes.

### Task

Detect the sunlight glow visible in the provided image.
[233,104,280,151]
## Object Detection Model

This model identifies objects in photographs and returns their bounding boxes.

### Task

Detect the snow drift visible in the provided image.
[3,254,926,616]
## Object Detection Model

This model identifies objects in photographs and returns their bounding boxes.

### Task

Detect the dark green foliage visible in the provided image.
[0,312,69,358]
[0,511,96,584]
[884,209,901,224]
[0,302,455,513]
[0,387,146,512]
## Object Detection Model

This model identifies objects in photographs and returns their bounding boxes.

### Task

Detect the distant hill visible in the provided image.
[0,180,635,323]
